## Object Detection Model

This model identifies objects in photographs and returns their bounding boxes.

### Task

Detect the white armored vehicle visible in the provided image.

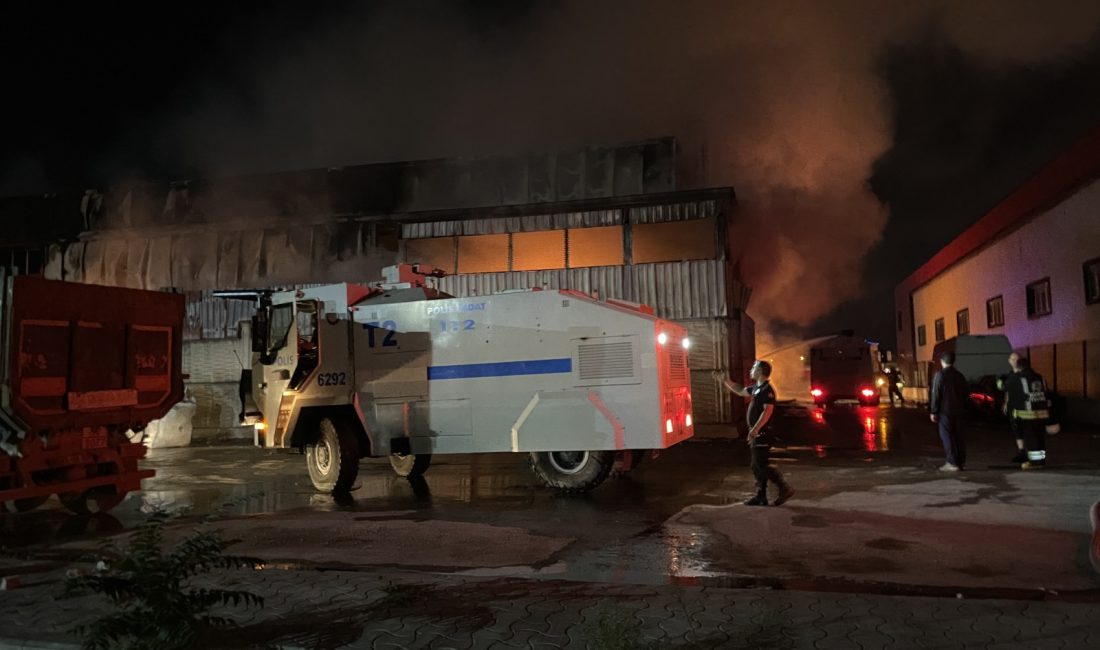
[236,264,694,492]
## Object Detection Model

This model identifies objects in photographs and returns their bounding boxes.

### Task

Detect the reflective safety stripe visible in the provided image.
[1013,409,1050,420]
[1027,450,1047,461]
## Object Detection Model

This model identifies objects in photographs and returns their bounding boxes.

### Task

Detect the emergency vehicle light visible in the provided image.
[681,338,691,350]
[685,414,693,427]
[665,418,673,433]
[657,332,668,345]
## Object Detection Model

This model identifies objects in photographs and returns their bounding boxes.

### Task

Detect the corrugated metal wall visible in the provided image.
[184,292,258,341]
[435,260,729,320]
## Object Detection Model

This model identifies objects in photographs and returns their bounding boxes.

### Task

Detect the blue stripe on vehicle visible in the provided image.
[427,358,572,380]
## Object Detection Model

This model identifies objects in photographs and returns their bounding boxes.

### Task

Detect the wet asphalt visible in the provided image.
[4,402,1099,593]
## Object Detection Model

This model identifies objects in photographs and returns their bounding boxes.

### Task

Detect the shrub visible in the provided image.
[63,510,264,650]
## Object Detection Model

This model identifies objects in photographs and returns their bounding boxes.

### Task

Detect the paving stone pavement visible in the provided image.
[3,567,1099,649]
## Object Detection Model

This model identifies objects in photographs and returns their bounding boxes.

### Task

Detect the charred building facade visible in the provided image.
[13,139,753,435]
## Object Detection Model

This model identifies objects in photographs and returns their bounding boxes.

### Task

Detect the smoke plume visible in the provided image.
[118,1,1100,327]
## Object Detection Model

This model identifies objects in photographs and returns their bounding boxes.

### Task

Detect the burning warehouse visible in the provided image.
[20,138,753,439]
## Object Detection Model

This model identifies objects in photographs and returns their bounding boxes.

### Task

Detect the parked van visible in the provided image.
[929,334,1013,415]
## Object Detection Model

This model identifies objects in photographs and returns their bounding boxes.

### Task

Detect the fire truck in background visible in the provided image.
[0,274,184,514]
[231,264,694,493]
[809,333,882,407]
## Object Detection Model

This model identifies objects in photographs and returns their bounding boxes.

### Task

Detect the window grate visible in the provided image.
[667,349,688,382]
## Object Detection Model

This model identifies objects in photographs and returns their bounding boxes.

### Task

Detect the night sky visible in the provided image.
[3,1,1100,351]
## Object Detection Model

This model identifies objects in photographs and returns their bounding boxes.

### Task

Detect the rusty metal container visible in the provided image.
[0,274,184,513]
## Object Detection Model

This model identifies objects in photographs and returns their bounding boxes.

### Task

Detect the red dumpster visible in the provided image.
[0,275,184,514]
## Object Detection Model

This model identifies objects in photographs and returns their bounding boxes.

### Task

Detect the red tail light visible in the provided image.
[860,388,876,398]
[810,388,824,398]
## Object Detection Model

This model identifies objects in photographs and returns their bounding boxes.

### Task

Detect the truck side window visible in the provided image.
[268,304,294,355]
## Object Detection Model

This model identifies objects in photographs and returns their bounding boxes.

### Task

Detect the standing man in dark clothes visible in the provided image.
[930,351,970,471]
[1004,356,1051,470]
[718,360,795,506]
[884,366,906,406]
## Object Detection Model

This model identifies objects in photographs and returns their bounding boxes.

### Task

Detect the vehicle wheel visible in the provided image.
[528,450,615,492]
[59,488,126,515]
[2,495,49,513]
[389,453,432,478]
[306,417,360,493]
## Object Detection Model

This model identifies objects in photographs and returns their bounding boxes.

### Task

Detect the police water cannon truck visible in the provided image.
[230,264,694,493]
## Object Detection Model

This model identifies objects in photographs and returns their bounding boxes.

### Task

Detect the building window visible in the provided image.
[1026,278,1052,318]
[632,218,716,263]
[568,226,624,268]
[1085,257,1100,305]
[934,317,945,342]
[405,236,456,274]
[917,325,927,347]
[986,295,1004,328]
[956,308,970,336]
[897,310,903,332]
[512,230,565,271]
[457,234,510,274]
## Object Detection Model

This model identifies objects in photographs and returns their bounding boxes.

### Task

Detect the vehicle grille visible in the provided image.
[578,341,635,380]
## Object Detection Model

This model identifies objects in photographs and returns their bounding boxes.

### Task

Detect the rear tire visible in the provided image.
[389,453,432,478]
[3,495,49,513]
[528,450,615,492]
[59,488,126,515]
[306,417,360,493]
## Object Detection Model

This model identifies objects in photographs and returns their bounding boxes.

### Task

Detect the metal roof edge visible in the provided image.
[896,123,1100,298]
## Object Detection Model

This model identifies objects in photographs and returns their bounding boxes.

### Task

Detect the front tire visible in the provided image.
[389,453,432,478]
[528,450,615,492]
[306,417,360,493]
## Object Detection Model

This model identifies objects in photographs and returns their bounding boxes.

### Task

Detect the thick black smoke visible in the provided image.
[7,1,1100,334]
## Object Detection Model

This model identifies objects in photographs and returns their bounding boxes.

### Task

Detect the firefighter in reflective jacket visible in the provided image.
[1004,356,1050,469]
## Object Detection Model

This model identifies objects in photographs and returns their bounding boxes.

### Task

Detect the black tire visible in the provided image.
[59,488,126,515]
[3,495,49,513]
[389,453,432,478]
[528,450,615,492]
[306,417,360,493]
